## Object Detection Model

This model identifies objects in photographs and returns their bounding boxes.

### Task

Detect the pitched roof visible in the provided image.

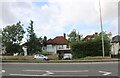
[83,34,96,40]
[47,39,53,44]
[111,35,120,43]
[47,36,68,45]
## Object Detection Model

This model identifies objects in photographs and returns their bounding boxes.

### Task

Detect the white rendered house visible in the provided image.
[43,36,68,54]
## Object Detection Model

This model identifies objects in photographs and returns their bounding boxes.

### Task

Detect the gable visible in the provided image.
[47,36,68,45]
[111,35,120,43]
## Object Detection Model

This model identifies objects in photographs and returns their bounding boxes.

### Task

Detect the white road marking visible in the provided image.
[23,70,88,72]
[46,71,54,74]
[2,70,5,73]
[99,71,112,76]
[52,70,88,72]
[10,70,88,76]
[23,70,43,72]
[9,74,88,76]
[42,71,54,76]
[10,74,46,76]
[0,70,5,73]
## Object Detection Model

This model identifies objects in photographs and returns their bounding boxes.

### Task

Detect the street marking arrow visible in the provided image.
[99,71,112,76]
[42,71,54,76]
[22,70,88,76]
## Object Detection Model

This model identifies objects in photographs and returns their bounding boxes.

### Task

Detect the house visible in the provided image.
[43,36,68,54]
[0,43,2,55]
[111,35,120,55]
[21,42,28,56]
[83,33,98,41]
[0,43,6,55]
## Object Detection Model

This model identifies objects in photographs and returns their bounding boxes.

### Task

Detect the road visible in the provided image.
[1,62,119,77]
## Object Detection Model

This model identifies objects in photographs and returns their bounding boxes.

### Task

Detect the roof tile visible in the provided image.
[47,36,68,45]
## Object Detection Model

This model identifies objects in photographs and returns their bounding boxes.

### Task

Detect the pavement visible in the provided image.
[1,58,120,63]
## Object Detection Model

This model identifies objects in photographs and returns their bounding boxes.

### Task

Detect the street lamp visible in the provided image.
[99,0,105,57]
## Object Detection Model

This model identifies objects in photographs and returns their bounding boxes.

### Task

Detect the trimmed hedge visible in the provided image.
[71,36,111,58]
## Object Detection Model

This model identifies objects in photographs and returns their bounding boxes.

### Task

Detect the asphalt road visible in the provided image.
[1,62,119,77]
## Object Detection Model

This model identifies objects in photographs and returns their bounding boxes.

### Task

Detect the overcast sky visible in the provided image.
[0,0,119,41]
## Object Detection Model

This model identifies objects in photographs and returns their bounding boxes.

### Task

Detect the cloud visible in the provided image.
[109,18,118,36]
[48,0,119,37]
[48,0,118,24]
[0,1,33,27]
[0,0,119,39]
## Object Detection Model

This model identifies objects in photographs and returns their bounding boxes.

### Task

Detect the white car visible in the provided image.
[34,54,48,60]
[63,53,72,60]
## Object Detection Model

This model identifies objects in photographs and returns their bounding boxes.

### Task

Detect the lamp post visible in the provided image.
[99,0,105,57]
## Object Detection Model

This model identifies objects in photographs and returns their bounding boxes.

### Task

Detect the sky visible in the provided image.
[0,0,119,42]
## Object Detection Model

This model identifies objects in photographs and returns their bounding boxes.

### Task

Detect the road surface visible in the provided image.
[1,62,119,77]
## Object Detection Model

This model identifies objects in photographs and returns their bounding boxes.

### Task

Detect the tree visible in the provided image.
[71,32,111,58]
[2,21,25,55]
[97,32,111,55]
[0,28,2,43]
[26,20,42,55]
[42,36,47,47]
[68,29,83,41]
[68,29,83,47]
[0,28,2,54]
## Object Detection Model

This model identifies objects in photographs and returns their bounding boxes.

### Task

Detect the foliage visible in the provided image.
[68,29,83,47]
[2,22,25,44]
[71,32,111,58]
[68,29,82,42]
[42,36,47,47]
[34,51,49,56]
[0,28,2,43]
[26,20,43,55]
[2,21,25,55]
[2,56,33,60]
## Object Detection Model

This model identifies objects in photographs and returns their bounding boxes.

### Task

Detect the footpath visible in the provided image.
[1,58,119,63]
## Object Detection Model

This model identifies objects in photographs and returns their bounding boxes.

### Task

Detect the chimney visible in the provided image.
[95,32,98,35]
[64,33,66,39]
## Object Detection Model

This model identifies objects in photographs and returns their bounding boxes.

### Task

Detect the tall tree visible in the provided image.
[68,29,82,42]
[0,28,2,43]
[2,21,25,55]
[68,29,83,47]
[0,28,2,54]
[26,20,42,55]
[42,36,47,47]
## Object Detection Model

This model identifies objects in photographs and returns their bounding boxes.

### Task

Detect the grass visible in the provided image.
[0,56,116,63]
[0,55,57,62]
[0,56,112,61]
[1,56,33,60]
[77,56,112,60]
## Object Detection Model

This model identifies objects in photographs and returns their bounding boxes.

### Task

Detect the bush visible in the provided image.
[71,42,86,58]
[35,51,50,56]
[71,33,111,59]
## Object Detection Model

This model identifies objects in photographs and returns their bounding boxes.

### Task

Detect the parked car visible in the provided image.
[34,54,48,60]
[63,53,72,60]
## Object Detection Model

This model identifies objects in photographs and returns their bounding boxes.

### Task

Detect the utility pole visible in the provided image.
[99,0,105,57]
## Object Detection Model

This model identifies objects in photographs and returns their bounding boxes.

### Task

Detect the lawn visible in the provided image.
[1,56,33,60]
[1,56,112,60]
[77,56,112,60]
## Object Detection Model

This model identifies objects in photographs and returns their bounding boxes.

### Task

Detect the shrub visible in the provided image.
[71,33,111,59]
